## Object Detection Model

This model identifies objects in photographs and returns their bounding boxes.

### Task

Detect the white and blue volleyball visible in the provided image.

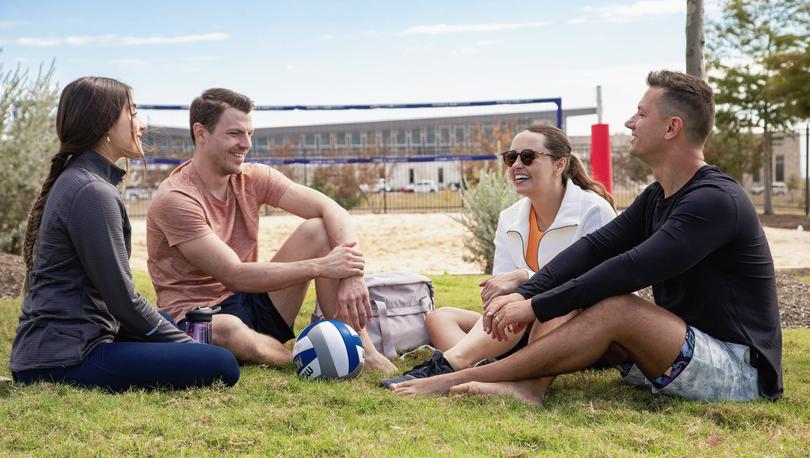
[293,320,364,380]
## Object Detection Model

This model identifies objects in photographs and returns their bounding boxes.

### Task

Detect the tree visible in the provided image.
[686,0,705,79]
[704,109,762,181]
[708,0,810,215]
[0,60,59,254]
[769,45,810,119]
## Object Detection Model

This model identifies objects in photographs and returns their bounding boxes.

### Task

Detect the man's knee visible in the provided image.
[567,295,642,334]
[212,314,251,347]
[297,217,330,254]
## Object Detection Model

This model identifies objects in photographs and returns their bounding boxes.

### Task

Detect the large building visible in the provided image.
[144,107,598,160]
[141,107,604,191]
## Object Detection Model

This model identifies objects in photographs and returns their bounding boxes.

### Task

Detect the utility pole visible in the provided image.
[686,0,705,79]
[596,85,603,124]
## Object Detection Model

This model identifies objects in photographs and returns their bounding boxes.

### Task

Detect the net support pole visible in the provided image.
[590,124,613,193]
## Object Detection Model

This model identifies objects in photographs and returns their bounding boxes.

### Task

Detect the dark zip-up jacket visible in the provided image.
[10,151,191,373]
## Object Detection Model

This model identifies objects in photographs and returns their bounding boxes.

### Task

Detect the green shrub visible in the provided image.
[0,60,59,254]
[309,166,366,210]
[454,167,519,274]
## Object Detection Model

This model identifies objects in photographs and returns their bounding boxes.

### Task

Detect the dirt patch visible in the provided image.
[0,253,24,299]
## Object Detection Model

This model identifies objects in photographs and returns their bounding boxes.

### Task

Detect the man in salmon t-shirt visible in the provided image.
[146,88,396,373]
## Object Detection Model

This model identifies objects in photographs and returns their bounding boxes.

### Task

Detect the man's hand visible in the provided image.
[483,293,535,341]
[336,275,372,331]
[318,242,365,279]
[479,270,529,308]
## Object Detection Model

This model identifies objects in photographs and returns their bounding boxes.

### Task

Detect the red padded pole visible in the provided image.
[590,124,613,193]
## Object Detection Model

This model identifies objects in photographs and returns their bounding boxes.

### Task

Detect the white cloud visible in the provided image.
[570,0,685,24]
[17,37,62,46]
[16,32,229,47]
[460,47,477,55]
[402,21,550,35]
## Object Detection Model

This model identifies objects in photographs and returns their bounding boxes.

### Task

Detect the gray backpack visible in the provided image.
[312,272,435,359]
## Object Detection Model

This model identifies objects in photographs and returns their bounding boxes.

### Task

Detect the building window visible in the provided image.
[382,129,391,145]
[426,128,436,144]
[775,155,784,182]
[337,132,346,145]
[396,129,406,145]
[352,131,361,145]
[305,134,316,146]
[438,167,444,184]
[455,127,465,144]
[409,168,414,184]
[274,135,285,145]
[320,133,331,147]
[441,127,450,145]
[411,128,421,145]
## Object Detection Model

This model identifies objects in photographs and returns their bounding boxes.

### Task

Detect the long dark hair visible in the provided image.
[524,124,615,208]
[21,76,133,287]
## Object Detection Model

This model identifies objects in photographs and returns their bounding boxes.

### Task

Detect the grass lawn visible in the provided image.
[1,273,809,455]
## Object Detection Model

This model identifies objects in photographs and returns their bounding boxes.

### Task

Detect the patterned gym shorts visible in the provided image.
[620,326,760,401]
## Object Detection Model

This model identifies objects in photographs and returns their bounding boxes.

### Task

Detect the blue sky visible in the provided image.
[2,0,719,136]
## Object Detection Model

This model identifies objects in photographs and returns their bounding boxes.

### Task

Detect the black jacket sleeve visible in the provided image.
[517,185,738,322]
[68,181,193,343]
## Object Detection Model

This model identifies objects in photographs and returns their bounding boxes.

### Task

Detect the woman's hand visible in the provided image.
[482,292,525,333]
[479,270,529,309]
[484,294,536,342]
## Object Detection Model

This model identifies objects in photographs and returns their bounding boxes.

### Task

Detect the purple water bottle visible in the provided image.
[185,306,220,344]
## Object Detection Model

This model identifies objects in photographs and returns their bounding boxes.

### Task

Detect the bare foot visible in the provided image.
[449,380,546,406]
[364,352,397,375]
[389,372,464,395]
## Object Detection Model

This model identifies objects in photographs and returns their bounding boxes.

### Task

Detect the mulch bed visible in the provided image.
[2,252,809,328]
[758,213,810,230]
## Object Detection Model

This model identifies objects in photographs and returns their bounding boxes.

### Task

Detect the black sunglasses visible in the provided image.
[500,149,554,167]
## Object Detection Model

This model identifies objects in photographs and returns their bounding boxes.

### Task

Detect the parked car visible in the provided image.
[750,183,787,196]
[405,180,438,193]
[373,178,392,193]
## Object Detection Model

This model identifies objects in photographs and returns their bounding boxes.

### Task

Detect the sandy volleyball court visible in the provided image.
[129,213,810,274]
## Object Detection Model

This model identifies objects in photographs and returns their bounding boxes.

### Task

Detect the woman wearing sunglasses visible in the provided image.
[382,124,615,389]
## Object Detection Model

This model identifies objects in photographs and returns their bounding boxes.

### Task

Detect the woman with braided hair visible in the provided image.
[9,77,239,391]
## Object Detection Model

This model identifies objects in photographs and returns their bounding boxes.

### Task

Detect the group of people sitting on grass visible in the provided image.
[8,70,782,404]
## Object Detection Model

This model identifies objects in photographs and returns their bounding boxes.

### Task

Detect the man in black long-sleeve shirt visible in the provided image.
[389,70,782,403]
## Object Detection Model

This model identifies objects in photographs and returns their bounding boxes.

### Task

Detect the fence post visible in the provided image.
[804,124,810,216]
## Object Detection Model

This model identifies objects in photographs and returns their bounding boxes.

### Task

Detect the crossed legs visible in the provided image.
[212,217,394,372]
[425,307,527,370]
[390,294,686,404]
